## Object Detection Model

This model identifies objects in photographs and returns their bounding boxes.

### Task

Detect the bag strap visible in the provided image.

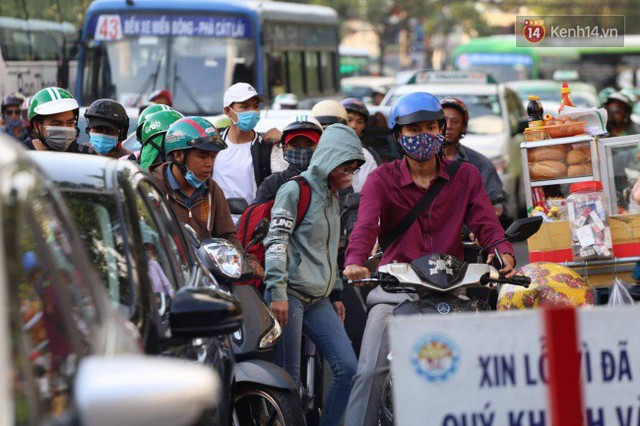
[379,160,463,250]
[291,175,311,227]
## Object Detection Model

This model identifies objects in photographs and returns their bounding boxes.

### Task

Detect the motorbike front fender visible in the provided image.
[235,359,298,390]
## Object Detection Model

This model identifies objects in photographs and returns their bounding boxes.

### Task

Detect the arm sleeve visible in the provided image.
[344,171,382,267]
[464,167,514,257]
[263,181,300,302]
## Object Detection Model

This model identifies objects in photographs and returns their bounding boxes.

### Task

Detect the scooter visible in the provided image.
[188,220,305,426]
[351,216,542,425]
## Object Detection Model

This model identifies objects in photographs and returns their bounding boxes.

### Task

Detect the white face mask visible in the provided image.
[43,126,77,151]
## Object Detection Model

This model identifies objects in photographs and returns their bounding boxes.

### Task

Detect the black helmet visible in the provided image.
[84,99,130,140]
[2,94,24,114]
[341,97,370,122]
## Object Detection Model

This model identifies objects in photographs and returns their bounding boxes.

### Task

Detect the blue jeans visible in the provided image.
[274,295,357,426]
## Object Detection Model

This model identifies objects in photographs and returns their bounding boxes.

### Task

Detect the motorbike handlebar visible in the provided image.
[480,273,531,288]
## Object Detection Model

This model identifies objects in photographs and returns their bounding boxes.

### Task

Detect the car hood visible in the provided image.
[460,133,508,160]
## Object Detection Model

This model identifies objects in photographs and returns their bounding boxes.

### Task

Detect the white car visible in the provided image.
[379,72,529,216]
[0,134,220,426]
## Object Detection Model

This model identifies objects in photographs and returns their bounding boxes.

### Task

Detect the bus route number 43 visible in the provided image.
[95,15,123,41]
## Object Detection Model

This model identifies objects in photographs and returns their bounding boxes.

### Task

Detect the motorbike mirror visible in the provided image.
[505,216,543,242]
[183,224,202,248]
[170,286,243,338]
[245,218,270,251]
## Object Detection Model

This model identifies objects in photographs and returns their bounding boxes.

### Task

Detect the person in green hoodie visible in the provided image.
[264,123,365,426]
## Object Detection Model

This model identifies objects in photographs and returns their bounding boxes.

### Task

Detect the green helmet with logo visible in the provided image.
[28,87,79,124]
[141,110,184,146]
[137,103,175,141]
[165,116,227,155]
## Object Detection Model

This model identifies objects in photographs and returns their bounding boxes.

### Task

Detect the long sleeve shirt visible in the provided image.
[345,156,514,268]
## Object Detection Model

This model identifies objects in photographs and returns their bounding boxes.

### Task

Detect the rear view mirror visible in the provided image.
[505,216,543,242]
[170,286,243,338]
[75,355,219,426]
[247,218,270,249]
[183,223,202,248]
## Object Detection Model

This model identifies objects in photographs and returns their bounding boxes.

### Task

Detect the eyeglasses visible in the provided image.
[5,109,21,117]
[340,167,361,176]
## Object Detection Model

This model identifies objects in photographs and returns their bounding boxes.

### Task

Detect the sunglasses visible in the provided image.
[5,109,21,117]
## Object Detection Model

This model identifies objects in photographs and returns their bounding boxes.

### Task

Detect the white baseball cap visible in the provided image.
[223,83,264,108]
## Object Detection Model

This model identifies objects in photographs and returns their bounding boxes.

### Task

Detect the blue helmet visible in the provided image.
[389,92,445,131]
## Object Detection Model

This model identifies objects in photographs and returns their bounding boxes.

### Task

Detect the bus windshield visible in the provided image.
[81,13,256,115]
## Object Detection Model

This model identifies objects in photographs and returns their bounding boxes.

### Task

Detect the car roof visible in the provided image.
[340,76,396,88]
[27,152,143,193]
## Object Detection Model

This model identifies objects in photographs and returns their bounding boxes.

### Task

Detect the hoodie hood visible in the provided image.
[307,123,365,181]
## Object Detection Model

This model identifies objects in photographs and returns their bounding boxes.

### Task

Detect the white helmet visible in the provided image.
[311,100,348,127]
[274,93,299,109]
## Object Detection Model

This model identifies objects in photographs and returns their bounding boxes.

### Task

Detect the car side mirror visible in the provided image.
[515,118,529,135]
[183,223,202,248]
[75,355,219,426]
[505,216,543,242]
[170,286,243,338]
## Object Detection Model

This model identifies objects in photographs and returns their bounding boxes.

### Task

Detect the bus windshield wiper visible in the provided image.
[132,55,163,106]
[172,61,206,115]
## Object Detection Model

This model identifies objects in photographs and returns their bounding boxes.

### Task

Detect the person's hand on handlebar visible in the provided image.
[344,264,371,286]
[486,252,516,278]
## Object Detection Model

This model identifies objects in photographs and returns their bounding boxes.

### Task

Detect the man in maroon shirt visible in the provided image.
[343,92,516,426]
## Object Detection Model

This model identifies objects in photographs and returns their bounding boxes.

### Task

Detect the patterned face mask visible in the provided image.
[397,132,445,163]
[284,146,314,172]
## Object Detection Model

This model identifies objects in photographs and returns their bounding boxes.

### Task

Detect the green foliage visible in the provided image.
[0,0,89,28]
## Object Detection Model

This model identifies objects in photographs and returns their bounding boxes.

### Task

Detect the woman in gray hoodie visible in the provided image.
[264,123,365,425]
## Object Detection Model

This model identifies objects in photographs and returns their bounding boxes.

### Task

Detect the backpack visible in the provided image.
[236,175,312,289]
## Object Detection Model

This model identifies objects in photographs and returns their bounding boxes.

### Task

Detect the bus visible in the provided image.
[575,36,640,89]
[0,17,77,98]
[452,35,579,83]
[77,0,340,114]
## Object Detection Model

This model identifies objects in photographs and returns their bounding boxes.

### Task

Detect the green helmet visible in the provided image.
[165,116,227,156]
[29,87,79,124]
[137,103,174,141]
[141,110,184,146]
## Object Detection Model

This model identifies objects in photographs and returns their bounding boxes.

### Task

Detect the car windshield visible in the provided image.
[62,192,131,316]
[83,34,256,115]
[386,92,504,134]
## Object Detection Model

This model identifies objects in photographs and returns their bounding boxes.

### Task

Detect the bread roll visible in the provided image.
[529,160,568,180]
[528,145,566,162]
[566,148,591,165]
[568,164,593,177]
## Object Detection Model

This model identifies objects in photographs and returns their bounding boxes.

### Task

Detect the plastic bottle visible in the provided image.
[558,82,575,114]
[527,95,544,128]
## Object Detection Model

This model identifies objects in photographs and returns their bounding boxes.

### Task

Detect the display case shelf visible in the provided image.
[530,175,595,187]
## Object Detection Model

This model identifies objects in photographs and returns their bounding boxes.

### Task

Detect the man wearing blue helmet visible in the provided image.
[342,92,516,425]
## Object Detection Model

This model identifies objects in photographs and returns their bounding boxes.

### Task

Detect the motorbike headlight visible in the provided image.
[203,240,243,279]
[259,309,282,349]
[491,153,510,174]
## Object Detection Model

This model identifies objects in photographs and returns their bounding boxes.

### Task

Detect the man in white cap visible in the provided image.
[214,83,273,219]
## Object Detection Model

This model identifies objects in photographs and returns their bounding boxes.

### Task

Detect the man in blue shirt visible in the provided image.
[440,97,507,219]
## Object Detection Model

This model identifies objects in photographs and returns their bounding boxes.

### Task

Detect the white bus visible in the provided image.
[0,17,78,98]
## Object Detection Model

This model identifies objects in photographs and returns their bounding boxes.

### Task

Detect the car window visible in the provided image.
[138,180,192,285]
[9,190,90,423]
[63,193,131,316]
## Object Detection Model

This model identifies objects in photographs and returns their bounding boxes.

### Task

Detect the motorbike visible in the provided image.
[350,216,542,425]
[186,220,305,426]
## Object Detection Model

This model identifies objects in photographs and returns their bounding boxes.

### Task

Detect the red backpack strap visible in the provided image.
[292,176,311,227]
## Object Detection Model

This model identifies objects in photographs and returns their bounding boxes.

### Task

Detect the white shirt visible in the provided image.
[352,147,378,193]
[213,133,257,222]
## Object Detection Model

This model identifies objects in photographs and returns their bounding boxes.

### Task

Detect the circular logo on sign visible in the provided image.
[523,19,546,44]
[436,302,451,314]
[411,334,460,382]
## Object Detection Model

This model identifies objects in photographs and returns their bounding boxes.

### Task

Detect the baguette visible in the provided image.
[529,160,568,180]
[528,145,566,162]
[568,164,593,177]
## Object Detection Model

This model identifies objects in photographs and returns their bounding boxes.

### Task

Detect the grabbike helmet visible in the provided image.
[341,97,370,122]
[440,97,469,127]
[497,262,595,310]
[164,116,227,155]
[84,98,130,141]
[389,92,445,132]
[281,114,323,145]
[28,87,79,125]
[311,100,348,127]
[136,103,174,141]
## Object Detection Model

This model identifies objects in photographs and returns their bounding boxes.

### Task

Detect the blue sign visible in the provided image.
[90,14,252,40]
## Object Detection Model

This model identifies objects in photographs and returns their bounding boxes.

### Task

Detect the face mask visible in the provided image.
[6,117,22,128]
[398,133,445,163]
[89,132,118,154]
[185,170,205,189]
[233,110,260,132]
[43,126,77,151]
[284,147,314,172]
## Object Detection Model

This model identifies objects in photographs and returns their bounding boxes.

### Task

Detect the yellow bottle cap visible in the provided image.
[528,95,540,101]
